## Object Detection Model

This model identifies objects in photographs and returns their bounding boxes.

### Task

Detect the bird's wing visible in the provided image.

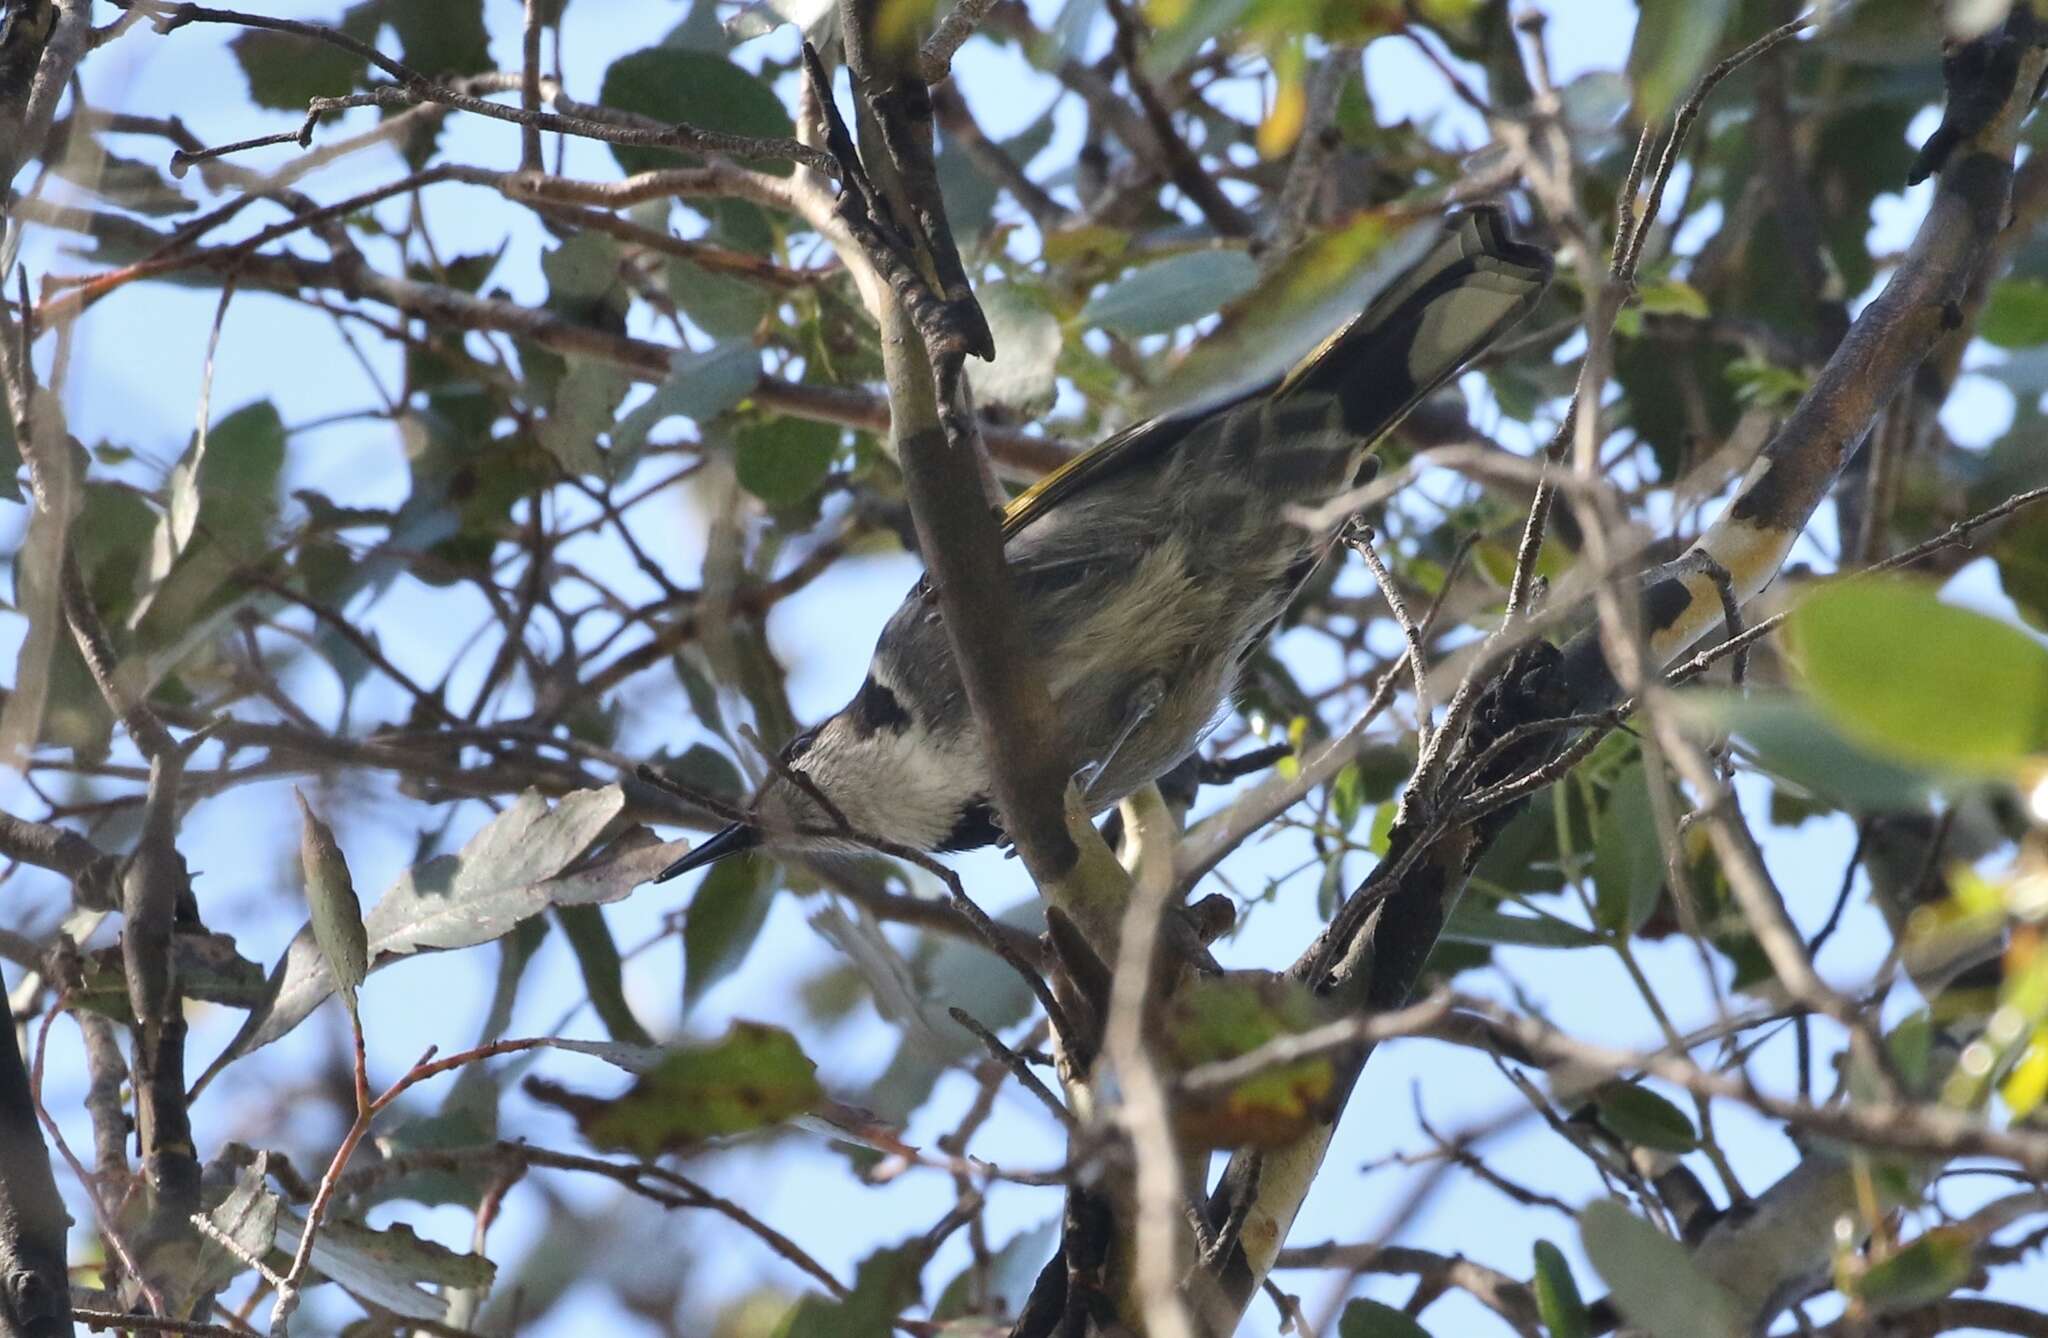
[999,404,1198,541]
[1001,206,1552,541]
[1271,206,1554,436]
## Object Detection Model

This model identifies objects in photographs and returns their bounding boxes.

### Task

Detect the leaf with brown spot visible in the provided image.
[1164,973,1336,1149]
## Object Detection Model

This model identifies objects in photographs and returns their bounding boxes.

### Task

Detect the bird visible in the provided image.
[656,207,1552,882]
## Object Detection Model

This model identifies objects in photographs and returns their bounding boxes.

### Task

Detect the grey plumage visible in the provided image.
[658,207,1552,880]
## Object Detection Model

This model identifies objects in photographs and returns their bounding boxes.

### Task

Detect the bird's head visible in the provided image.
[654,676,981,881]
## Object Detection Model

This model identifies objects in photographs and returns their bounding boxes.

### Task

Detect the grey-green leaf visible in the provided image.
[1581,1199,1743,1338]
[683,855,772,1010]
[1081,250,1258,337]
[1591,763,1665,934]
[969,284,1062,412]
[612,342,761,461]
[206,789,683,1078]
[193,1155,281,1296]
[274,1210,495,1322]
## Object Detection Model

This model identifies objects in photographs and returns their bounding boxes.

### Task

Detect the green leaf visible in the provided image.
[1532,1240,1589,1338]
[863,900,1038,1120]
[293,790,368,1009]
[736,417,839,507]
[1679,691,1933,811]
[1592,763,1665,934]
[542,232,623,303]
[1981,277,2048,348]
[1725,354,1808,409]
[1627,0,1733,123]
[1331,762,1365,833]
[935,1217,1057,1320]
[1789,577,2048,770]
[597,47,797,177]
[162,399,286,570]
[937,111,1054,236]
[555,905,654,1047]
[527,1020,822,1155]
[668,257,772,339]
[683,855,773,1010]
[1440,901,1601,949]
[1636,277,1710,319]
[1081,249,1259,336]
[1593,1082,1698,1152]
[1337,1297,1431,1338]
[383,0,490,78]
[1854,1228,1975,1311]
[231,22,370,109]
[779,1243,919,1337]
[1994,510,2048,632]
[73,934,268,1022]
[1140,0,1254,77]
[1581,1199,1742,1338]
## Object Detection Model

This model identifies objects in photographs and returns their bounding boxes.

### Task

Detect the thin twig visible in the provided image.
[949,1008,1075,1130]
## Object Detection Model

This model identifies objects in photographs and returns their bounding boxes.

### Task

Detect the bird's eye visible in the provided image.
[782,726,821,761]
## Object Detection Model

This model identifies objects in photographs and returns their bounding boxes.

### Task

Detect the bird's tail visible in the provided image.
[1277,206,1553,441]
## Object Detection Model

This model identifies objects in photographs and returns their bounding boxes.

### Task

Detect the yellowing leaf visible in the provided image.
[1636,277,1709,319]
[2001,1026,2048,1117]
[1259,42,1308,159]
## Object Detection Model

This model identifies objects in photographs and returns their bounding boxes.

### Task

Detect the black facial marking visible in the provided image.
[937,799,1003,853]
[851,676,912,734]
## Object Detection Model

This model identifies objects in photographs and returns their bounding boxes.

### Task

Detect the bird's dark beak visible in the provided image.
[655,823,762,882]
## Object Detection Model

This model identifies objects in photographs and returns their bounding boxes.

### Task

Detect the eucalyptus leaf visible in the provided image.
[274,1210,495,1322]
[1082,249,1259,337]
[1627,0,1733,123]
[969,284,1063,412]
[192,1155,280,1297]
[294,789,367,1008]
[204,788,682,1079]
[1789,577,2048,771]
[1532,1239,1589,1338]
[1591,763,1665,934]
[525,1020,822,1155]
[683,855,773,1010]
[597,46,797,176]
[1337,1298,1431,1338]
